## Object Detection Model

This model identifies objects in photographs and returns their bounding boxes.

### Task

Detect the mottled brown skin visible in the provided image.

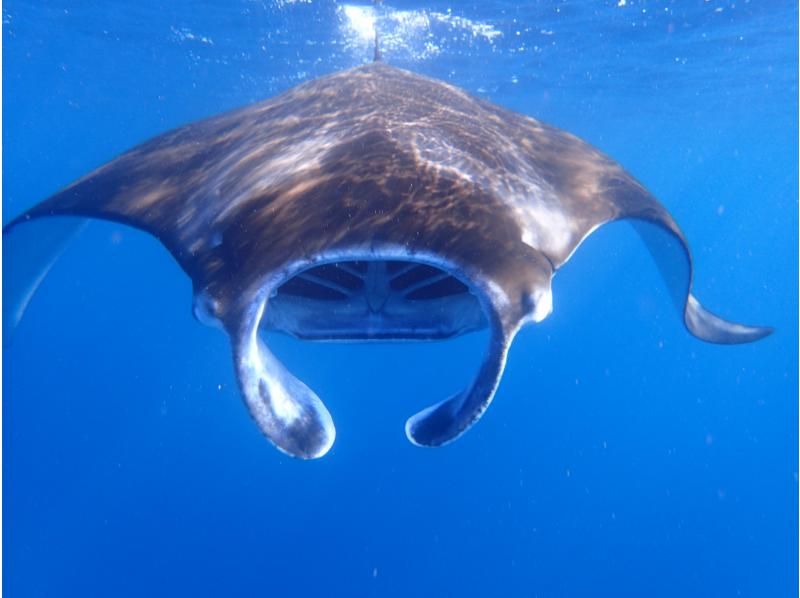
[7,62,770,458]
[15,62,673,324]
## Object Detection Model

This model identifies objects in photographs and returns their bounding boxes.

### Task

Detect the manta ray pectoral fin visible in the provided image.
[405,304,514,448]
[3,216,88,345]
[684,294,772,344]
[232,298,335,459]
[631,220,772,345]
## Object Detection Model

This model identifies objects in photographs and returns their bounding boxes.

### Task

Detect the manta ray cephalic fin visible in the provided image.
[232,296,335,459]
[403,273,540,448]
[405,317,513,447]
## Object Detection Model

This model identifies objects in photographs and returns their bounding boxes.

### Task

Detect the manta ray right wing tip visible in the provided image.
[685,294,773,345]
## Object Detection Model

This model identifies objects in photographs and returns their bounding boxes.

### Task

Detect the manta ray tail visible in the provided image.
[3,216,88,345]
[630,220,772,344]
[373,0,383,62]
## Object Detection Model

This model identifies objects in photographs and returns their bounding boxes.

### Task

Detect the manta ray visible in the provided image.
[4,62,771,458]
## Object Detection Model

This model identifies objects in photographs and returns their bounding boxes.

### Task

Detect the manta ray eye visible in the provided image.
[521,292,536,313]
[192,289,221,327]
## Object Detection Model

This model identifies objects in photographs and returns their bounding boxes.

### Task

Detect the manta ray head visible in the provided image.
[199,243,554,459]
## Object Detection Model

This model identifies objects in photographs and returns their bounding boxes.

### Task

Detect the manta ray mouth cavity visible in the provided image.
[260,254,490,342]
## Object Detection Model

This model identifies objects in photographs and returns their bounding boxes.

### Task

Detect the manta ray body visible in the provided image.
[4,63,771,458]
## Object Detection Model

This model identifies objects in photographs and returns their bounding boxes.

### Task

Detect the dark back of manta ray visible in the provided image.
[2,49,772,459]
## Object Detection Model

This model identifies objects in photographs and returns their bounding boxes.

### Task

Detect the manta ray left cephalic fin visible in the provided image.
[405,302,515,448]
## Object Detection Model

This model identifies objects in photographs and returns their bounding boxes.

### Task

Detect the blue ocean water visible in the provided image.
[3,1,797,596]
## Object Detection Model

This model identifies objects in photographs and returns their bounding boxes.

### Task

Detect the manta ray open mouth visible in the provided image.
[267,259,486,341]
[226,248,514,459]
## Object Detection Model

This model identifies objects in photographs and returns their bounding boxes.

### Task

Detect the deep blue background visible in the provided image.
[4,1,797,596]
